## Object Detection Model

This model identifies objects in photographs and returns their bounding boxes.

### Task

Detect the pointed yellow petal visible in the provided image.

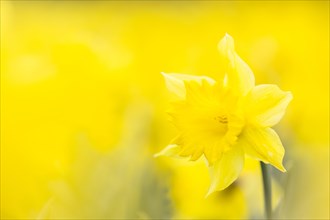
[161,72,216,99]
[239,126,286,172]
[154,144,181,158]
[244,84,293,127]
[218,33,236,60]
[206,147,244,196]
[218,34,255,96]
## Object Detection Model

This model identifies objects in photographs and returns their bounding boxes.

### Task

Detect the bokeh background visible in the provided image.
[1,1,329,219]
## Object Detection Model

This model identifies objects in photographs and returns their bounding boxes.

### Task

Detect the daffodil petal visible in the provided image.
[218,33,235,59]
[206,147,244,196]
[154,144,181,158]
[244,84,293,127]
[239,126,286,172]
[161,72,216,99]
[218,34,255,95]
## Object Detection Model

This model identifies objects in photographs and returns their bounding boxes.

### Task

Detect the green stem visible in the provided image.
[260,162,272,219]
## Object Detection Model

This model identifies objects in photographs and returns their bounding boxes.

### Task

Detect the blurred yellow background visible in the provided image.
[1,1,329,219]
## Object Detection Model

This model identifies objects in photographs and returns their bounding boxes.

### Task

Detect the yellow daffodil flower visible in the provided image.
[156,34,292,196]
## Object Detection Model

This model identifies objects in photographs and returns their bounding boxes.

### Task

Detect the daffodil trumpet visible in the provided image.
[156,34,292,218]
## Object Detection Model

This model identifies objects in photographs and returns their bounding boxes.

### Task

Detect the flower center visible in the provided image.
[214,115,228,124]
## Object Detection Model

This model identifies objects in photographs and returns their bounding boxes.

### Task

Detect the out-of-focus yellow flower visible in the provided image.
[156,34,292,195]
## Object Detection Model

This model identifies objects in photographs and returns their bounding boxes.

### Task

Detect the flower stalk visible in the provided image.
[261,162,272,219]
